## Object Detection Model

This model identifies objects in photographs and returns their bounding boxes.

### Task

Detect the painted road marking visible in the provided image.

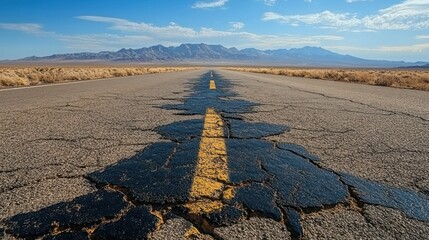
[185,107,233,214]
[209,80,216,90]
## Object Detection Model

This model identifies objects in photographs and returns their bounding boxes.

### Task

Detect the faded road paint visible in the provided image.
[184,226,204,238]
[185,107,233,214]
[209,80,216,90]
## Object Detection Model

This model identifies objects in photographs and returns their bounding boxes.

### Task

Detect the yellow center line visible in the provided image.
[185,108,233,214]
[209,80,216,90]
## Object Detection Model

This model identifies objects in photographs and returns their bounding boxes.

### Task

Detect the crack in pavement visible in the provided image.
[281,103,394,116]
[23,136,153,152]
[0,175,87,194]
[2,71,429,240]
[290,127,355,134]
[285,86,429,123]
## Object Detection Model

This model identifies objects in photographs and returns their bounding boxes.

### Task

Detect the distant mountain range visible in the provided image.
[400,63,429,69]
[20,43,428,68]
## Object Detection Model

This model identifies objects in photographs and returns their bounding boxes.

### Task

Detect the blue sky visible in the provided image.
[1,0,428,61]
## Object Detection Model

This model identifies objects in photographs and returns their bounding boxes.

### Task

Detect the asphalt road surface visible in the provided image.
[0,68,428,239]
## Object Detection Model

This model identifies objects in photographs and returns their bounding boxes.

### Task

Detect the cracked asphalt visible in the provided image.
[1,68,428,239]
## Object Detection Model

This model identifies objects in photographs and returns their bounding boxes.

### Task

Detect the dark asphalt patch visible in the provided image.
[225,138,348,208]
[43,232,89,240]
[155,118,288,141]
[232,183,282,221]
[277,142,321,161]
[341,173,429,221]
[284,207,303,238]
[161,74,256,116]
[4,71,429,239]
[227,119,289,139]
[88,141,197,204]
[155,119,204,142]
[91,206,159,240]
[6,189,128,238]
[205,205,246,226]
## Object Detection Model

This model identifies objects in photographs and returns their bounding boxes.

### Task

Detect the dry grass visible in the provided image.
[0,67,197,87]
[227,67,429,91]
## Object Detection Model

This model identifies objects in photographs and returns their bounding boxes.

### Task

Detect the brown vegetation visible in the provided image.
[227,67,429,91]
[0,67,197,87]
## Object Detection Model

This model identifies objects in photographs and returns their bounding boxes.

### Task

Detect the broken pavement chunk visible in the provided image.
[92,206,159,240]
[6,190,128,238]
[341,173,429,221]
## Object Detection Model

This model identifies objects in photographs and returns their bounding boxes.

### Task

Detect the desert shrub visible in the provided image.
[0,71,30,86]
[376,74,400,87]
[226,67,429,91]
[375,78,393,86]
[0,67,196,87]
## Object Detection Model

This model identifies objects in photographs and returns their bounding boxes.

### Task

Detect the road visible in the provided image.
[1,68,428,239]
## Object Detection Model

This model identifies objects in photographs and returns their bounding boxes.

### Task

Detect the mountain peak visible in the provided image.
[19,43,428,68]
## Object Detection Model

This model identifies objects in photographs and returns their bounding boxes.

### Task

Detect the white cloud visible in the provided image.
[0,23,46,34]
[263,11,361,28]
[327,42,429,53]
[312,35,344,41]
[363,0,429,29]
[73,16,343,50]
[0,17,344,52]
[380,43,429,52]
[263,0,429,30]
[346,0,371,3]
[325,43,429,61]
[77,16,199,38]
[58,34,153,49]
[416,35,429,39]
[264,0,277,6]
[304,0,312,2]
[192,0,228,9]
[230,22,245,30]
